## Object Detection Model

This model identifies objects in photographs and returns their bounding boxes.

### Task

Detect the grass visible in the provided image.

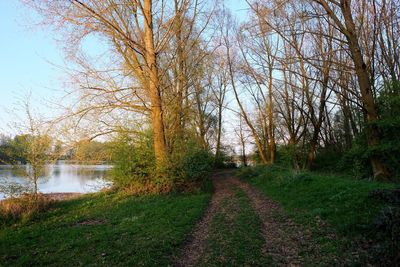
[197,187,272,266]
[0,194,52,224]
[0,189,211,266]
[2,166,396,266]
[237,164,398,263]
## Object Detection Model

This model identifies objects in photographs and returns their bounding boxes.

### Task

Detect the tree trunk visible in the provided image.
[172,0,185,146]
[267,69,275,163]
[306,131,319,169]
[226,43,268,164]
[340,0,390,180]
[238,118,247,167]
[215,105,223,160]
[144,0,168,166]
[242,144,247,167]
[34,174,38,197]
[195,88,209,149]
[341,96,353,150]
[306,69,329,169]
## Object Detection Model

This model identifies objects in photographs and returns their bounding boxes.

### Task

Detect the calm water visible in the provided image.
[0,162,112,199]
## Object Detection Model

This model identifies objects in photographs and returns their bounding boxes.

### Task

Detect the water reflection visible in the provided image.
[0,162,112,199]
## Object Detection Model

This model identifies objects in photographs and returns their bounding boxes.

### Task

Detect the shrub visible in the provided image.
[179,145,214,182]
[275,144,305,169]
[110,132,156,190]
[110,133,214,193]
[236,165,264,179]
[311,148,343,172]
[236,164,292,184]
[167,139,214,191]
[374,81,400,179]
[214,147,236,169]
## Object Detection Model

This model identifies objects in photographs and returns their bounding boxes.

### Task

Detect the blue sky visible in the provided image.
[0,1,66,133]
[0,0,248,135]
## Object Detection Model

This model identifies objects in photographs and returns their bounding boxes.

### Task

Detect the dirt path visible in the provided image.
[231,178,314,266]
[174,171,238,267]
[175,170,320,267]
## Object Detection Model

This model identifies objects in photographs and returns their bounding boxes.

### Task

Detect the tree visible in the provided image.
[25,0,217,171]
[15,99,54,197]
[310,0,389,178]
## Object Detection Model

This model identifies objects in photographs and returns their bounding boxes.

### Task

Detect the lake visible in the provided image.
[0,162,112,199]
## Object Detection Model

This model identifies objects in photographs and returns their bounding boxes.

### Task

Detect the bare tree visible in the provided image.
[310,0,389,178]
[25,0,217,169]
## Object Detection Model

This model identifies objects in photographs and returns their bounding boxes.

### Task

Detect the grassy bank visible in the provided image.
[0,189,211,266]
[237,165,398,264]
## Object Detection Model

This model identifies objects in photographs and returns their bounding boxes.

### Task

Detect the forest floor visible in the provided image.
[174,170,336,266]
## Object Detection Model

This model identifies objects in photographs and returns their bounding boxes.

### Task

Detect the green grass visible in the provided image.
[0,190,211,266]
[237,165,397,262]
[198,187,272,266]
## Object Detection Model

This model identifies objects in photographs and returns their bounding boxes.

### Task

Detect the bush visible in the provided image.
[180,146,214,182]
[339,141,372,179]
[236,164,292,183]
[214,147,237,169]
[373,81,400,179]
[236,165,265,179]
[110,132,156,190]
[311,148,343,172]
[275,144,305,169]
[110,133,214,193]
[167,140,214,191]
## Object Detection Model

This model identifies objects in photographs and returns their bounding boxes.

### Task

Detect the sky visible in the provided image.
[0,1,66,133]
[0,0,249,136]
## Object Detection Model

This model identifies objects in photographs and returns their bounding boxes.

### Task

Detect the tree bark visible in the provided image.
[171,0,185,145]
[339,0,390,180]
[306,64,329,169]
[144,0,168,166]
[215,104,223,160]
[267,68,275,163]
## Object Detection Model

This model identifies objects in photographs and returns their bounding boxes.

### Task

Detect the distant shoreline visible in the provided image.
[0,161,113,166]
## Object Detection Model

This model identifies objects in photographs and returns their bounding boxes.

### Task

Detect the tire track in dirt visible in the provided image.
[231,175,340,266]
[231,178,311,266]
[174,171,238,267]
[175,170,327,267]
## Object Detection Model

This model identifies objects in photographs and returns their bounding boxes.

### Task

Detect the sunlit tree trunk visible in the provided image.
[143,0,167,165]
